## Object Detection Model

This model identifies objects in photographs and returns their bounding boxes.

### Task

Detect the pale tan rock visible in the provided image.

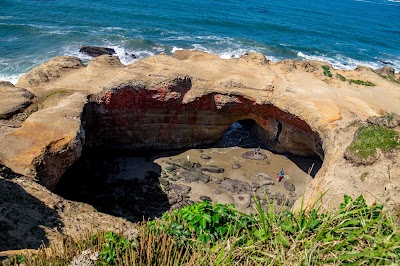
[0,49,399,214]
[0,81,34,119]
[0,92,87,190]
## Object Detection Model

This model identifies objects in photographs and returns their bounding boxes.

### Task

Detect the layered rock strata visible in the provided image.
[0,50,399,212]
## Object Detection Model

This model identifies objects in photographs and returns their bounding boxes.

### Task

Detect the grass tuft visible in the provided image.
[347,125,400,159]
[3,195,399,265]
[348,79,376,86]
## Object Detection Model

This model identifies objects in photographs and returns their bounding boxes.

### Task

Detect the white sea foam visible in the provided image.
[355,0,400,6]
[296,51,400,72]
[0,74,22,85]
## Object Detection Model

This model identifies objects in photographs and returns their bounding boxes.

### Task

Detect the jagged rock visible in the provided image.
[367,114,400,128]
[220,178,251,194]
[375,66,395,77]
[169,183,191,196]
[0,93,87,189]
[233,194,251,208]
[200,165,225,173]
[181,171,211,183]
[0,81,34,119]
[16,56,84,89]
[79,46,116,57]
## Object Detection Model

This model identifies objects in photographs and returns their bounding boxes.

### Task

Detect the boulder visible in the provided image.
[181,171,211,183]
[79,46,116,57]
[0,81,34,119]
[220,178,251,194]
[233,194,251,208]
[200,154,212,160]
[200,165,225,173]
[232,163,241,169]
[367,114,400,129]
[242,151,267,160]
[214,193,234,205]
[169,183,191,196]
[283,181,296,192]
[375,66,395,77]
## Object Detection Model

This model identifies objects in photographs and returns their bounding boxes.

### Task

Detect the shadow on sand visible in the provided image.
[55,122,322,223]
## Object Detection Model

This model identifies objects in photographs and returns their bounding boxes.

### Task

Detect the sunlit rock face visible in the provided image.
[83,80,323,159]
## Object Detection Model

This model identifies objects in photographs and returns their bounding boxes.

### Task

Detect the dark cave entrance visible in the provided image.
[55,118,323,222]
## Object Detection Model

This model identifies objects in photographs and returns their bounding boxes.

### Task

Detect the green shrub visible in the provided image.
[149,201,256,244]
[322,65,332,77]
[349,79,376,86]
[336,73,346,81]
[347,125,400,159]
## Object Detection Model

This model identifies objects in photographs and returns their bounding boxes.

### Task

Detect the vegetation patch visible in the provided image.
[345,125,400,164]
[322,65,332,77]
[3,195,399,265]
[348,79,376,86]
[336,73,346,81]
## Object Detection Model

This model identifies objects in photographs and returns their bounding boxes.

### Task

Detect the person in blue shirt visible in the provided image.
[277,168,284,182]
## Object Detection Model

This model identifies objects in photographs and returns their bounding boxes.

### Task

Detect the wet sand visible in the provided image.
[109,146,314,213]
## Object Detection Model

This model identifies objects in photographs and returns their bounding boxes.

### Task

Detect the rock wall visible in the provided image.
[83,81,323,159]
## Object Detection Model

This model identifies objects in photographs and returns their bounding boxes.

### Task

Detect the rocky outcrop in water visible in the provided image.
[79,46,116,57]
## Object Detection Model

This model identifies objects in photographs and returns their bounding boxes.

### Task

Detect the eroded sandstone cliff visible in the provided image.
[1,51,399,231]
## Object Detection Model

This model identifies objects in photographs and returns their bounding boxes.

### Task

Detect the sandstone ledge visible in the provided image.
[0,50,399,214]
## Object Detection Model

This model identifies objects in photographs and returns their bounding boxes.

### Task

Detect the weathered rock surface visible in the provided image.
[0,49,399,232]
[181,171,211,183]
[0,81,34,119]
[200,165,225,173]
[0,175,132,252]
[220,178,252,194]
[0,93,87,190]
[79,46,116,57]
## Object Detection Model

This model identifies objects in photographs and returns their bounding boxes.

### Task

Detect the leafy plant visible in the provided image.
[322,65,332,77]
[98,231,135,265]
[349,79,376,86]
[149,201,256,244]
[336,73,346,81]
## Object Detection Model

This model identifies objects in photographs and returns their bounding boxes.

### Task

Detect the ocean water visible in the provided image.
[1,0,399,83]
